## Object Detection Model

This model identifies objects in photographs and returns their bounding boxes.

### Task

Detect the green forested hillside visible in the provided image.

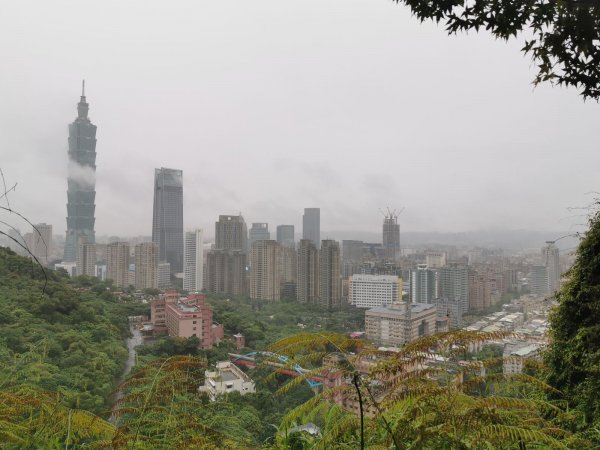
[0,247,145,414]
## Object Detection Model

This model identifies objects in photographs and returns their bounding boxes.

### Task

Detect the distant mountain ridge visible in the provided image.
[95,229,581,252]
[323,229,580,251]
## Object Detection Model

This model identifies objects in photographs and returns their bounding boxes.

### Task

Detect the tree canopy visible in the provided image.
[546,209,600,424]
[395,0,600,100]
[0,246,146,414]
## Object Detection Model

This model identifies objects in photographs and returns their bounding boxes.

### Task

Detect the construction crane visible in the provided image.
[379,206,405,220]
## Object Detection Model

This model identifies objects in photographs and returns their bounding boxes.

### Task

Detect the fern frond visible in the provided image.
[477,424,569,448]
[312,411,360,450]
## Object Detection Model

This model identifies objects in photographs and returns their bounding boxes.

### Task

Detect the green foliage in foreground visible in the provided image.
[270,331,594,449]
[0,334,594,449]
[546,210,600,425]
[0,247,146,414]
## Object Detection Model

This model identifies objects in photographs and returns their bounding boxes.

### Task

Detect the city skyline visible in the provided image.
[2,2,599,240]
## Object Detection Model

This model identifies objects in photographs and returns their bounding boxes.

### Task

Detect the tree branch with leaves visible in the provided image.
[394,0,600,100]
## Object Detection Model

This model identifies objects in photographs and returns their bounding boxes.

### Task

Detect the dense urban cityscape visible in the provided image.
[0,85,573,432]
[2,0,600,448]
[3,87,568,341]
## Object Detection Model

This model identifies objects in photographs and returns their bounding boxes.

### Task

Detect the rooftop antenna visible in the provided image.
[82,79,86,97]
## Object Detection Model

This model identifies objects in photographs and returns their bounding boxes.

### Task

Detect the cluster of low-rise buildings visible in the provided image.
[148,292,223,349]
[462,293,551,375]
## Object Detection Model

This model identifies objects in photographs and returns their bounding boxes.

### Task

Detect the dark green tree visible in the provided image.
[546,209,600,424]
[395,0,600,99]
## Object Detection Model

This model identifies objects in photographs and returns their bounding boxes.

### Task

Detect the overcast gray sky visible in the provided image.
[1,0,598,239]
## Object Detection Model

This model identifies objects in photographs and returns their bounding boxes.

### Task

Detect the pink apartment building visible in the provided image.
[151,292,224,349]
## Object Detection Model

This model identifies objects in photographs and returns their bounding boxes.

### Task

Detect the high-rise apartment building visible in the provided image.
[250,240,281,301]
[205,250,246,296]
[76,241,96,277]
[438,260,469,314]
[319,239,341,309]
[435,296,463,329]
[302,208,320,249]
[183,229,204,292]
[529,265,549,296]
[469,270,502,311]
[33,223,53,265]
[276,225,295,248]
[152,168,184,273]
[542,241,560,293]
[279,245,297,284]
[135,242,158,290]
[248,223,270,249]
[215,215,247,251]
[107,242,130,288]
[205,215,248,296]
[297,239,319,304]
[64,82,97,262]
[382,212,400,261]
[410,264,437,304]
[349,274,401,309]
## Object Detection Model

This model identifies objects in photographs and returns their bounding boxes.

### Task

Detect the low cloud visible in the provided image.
[67,159,96,190]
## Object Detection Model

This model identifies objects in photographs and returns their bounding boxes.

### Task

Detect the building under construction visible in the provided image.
[382,208,401,261]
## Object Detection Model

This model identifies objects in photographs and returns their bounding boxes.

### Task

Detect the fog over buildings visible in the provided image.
[1,0,599,243]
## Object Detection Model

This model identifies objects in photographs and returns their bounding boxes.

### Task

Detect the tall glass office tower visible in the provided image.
[64,81,97,262]
[152,168,184,273]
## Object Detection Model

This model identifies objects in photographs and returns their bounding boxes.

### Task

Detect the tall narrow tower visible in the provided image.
[319,239,341,309]
[297,239,319,304]
[152,168,184,273]
[542,241,560,293]
[184,229,204,292]
[64,81,97,262]
[250,240,281,301]
[382,209,400,261]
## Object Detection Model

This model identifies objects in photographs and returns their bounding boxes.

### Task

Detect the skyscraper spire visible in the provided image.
[77,80,89,120]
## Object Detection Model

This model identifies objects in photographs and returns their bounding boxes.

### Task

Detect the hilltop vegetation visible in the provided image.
[0,247,146,414]
[546,209,600,426]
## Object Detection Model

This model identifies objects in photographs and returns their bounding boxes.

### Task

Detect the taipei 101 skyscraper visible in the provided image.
[64,81,97,262]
